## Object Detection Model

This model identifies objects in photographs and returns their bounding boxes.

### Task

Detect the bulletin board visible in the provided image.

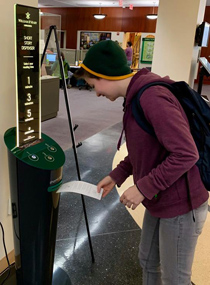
[80,32,111,49]
[140,38,155,64]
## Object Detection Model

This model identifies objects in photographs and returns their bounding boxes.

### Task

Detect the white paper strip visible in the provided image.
[57,181,103,200]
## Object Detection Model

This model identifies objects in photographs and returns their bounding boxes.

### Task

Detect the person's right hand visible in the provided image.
[97,176,116,198]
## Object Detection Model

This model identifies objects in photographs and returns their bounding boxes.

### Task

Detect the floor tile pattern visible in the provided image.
[54,123,142,285]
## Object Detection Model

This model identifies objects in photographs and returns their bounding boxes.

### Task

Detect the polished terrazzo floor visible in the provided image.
[54,123,143,285]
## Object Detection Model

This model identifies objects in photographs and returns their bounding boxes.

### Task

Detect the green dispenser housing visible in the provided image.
[4,127,65,285]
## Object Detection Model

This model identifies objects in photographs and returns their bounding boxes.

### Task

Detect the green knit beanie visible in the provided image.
[80,40,133,80]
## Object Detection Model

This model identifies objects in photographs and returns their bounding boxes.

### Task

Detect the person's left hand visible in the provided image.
[120,185,145,210]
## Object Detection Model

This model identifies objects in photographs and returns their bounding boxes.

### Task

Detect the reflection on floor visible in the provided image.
[54,123,142,285]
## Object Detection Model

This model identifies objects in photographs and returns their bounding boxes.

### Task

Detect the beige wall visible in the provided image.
[152,0,206,86]
[0,0,38,261]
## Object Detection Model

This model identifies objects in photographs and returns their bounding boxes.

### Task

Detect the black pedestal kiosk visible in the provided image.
[4,127,65,284]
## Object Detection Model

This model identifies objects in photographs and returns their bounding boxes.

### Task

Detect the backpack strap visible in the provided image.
[132,81,196,219]
[131,81,175,137]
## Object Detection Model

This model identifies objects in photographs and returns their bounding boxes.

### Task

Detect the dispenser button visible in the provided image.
[47,146,57,152]
[28,154,39,161]
[45,155,55,162]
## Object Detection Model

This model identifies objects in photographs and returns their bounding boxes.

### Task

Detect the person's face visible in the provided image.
[84,77,123,101]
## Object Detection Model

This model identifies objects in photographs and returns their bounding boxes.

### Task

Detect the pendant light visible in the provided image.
[147,2,158,20]
[93,3,107,20]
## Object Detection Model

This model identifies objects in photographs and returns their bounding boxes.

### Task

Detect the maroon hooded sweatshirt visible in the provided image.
[109,68,208,218]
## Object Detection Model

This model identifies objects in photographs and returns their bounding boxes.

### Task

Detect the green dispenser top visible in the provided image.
[4,127,65,170]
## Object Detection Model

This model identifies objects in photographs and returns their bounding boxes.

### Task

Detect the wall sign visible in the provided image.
[15,4,41,147]
[140,38,155,64]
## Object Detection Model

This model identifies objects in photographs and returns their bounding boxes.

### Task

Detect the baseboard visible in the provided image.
[0,250,15,273]
[0,263,16,285]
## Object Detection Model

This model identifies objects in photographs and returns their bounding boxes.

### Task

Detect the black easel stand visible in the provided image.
[197,66,210,95]
[41,25,95,263]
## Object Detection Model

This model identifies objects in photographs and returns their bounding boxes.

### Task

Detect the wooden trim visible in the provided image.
[0,250,15,273]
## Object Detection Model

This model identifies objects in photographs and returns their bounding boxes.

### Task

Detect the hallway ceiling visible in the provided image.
[38,0,158,8]
[38,0,210,8]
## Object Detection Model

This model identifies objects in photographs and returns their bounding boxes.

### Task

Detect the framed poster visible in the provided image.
[140,38,155,64]
[80,32,111,49]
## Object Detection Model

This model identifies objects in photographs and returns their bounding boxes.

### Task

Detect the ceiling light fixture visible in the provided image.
[93,3,107,20]
[147,2,158,20]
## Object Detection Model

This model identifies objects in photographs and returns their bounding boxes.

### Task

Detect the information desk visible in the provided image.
[41,76,60,121]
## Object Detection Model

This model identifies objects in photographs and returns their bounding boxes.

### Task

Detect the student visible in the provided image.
[125,41,133,67]
[51,52,72,88]
[75,40,209,285]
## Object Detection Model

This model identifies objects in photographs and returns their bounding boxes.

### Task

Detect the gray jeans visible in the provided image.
[139,201,208,285]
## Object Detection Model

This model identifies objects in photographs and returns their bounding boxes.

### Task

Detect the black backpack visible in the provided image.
[131,81,210,191]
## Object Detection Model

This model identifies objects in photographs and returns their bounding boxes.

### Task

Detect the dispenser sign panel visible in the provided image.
[15,4,40,147]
